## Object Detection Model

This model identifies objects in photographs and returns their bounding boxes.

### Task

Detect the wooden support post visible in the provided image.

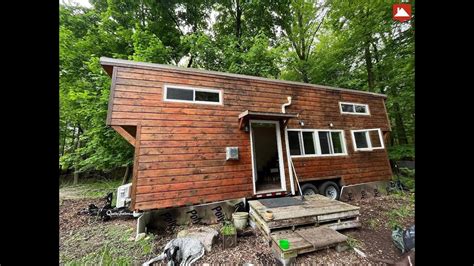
[112,125,136,146]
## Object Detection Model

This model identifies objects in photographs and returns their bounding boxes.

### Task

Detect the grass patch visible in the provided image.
[60,178,122,203]
[386,201,414,229]
[61,223,156,265]
[346,236,360,249]
[367,218,378,230]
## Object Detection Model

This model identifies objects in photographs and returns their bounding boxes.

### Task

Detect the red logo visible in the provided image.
[392,4,411,22]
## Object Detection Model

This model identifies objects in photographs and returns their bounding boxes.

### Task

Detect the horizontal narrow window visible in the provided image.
[167,87,193,101]
[339,102,370,115]
[351,128,384,151]
[164,85,222,105]
[288,129,347,157]
[195,90,220,102]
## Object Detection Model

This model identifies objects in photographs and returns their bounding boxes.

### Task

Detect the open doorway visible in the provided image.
[250,120,285,193]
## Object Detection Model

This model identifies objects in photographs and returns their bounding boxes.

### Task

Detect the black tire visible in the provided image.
[318,181,341,200]
[301,183,319,196]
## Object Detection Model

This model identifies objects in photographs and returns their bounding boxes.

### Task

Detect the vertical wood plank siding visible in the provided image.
[108,66,392,211]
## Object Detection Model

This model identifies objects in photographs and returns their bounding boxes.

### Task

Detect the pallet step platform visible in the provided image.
[248,194,360,264]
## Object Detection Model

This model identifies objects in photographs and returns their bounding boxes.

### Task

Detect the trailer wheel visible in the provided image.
[318,181,340,200]
[301,183,318,196]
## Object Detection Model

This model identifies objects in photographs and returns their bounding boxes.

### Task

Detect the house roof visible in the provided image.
[100,57,387,98]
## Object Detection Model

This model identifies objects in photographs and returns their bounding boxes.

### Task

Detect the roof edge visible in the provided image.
[99,57,387,98]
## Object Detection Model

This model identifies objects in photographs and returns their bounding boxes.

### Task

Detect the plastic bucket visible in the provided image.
[232,212,249,230]
[279,239,290,250]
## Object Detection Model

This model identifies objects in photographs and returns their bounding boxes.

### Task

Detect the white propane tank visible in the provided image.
[116,183,132,208]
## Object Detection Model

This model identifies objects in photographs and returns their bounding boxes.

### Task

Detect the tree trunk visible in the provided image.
[301,64,309,83]
[393,103,408,145]
[122,165,132,185]
[73,126,82,185]
[60,122,69,158]
[235,0,242,48]
[364,40,375,92]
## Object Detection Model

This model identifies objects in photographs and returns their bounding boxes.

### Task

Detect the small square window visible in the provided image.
[352,129,384,151]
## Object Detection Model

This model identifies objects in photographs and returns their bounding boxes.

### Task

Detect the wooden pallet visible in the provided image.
[248,195,360,264]
[270,226,349,265]
[248,194,360,236]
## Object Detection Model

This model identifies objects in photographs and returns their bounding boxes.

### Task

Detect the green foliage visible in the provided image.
[387,204,413,230]
[385,193,415,229]
[388,145,415,161]
[220,221,236,236]
[130,25,171,63]
[61,224,155,265]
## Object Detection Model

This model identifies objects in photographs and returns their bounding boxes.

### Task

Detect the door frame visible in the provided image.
[249,119,287,194]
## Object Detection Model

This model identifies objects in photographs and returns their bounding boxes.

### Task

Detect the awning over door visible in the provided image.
[238,110,299,130]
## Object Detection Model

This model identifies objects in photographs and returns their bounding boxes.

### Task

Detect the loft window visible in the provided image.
[287,129,347,157]
[351,128,384,151]
[339,102,370,115]
[164,85,222,105]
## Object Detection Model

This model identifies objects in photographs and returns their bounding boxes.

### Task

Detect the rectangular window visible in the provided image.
[287,129,347,157]
[302,132,316,155]
[318,131,331,154]
[164,85,222,105]
[288,131,302,155]
[339,102,370,115]
[351,128,384,151]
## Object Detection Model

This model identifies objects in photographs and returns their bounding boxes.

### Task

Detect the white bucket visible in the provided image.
[232,212,249,230]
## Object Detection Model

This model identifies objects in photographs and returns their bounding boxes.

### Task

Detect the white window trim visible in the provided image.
[339,101,370,115]
[287,129,348,158]
[163,84,223,105]
[249,120,286,194]
[351,128,385,151]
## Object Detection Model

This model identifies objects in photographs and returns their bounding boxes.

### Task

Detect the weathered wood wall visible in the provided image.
[105,63,391,211]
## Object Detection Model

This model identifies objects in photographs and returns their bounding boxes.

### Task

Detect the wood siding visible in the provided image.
[106,65,392,211]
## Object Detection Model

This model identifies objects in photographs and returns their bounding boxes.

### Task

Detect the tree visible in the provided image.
[276,0,328,83]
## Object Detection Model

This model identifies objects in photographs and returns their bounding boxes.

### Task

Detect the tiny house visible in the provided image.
[100,57,392,212]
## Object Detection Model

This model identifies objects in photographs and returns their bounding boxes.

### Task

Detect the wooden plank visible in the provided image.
[106,67,118,125]
[137,171,250,186]
[138,165,252,178]
[112,125,136,146]
[138,158,252,171]
[250,195,359,221]
[136,176,252,193]
[134,190,252,210]
[322,219,361,231]
[135,183,251,202]
[295,227,348,249]
[317,210,360,222]
[130,123,141,210]
[249,206,271,235]
[270,230,313,253]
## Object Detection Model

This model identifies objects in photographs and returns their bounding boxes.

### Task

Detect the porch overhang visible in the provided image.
[238,110,299,130]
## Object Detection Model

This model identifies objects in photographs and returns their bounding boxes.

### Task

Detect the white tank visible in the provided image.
[116,183,132,208]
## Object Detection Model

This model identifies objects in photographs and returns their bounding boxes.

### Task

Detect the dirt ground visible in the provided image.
[60,193,414,265]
